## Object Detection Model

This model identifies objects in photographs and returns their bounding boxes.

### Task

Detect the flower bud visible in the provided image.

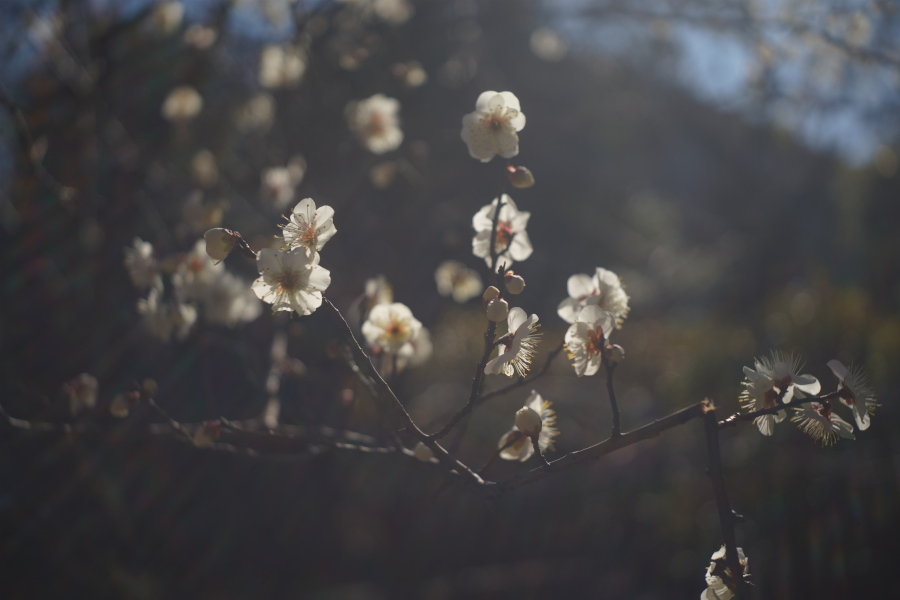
[606,344,625,363]
[483,285,499,302]
[504,272,526,295]
[485,298,509,322]
[507,165,535,189]
[204,228,239,262]
[515,406,543,438]
[413,441,434,462]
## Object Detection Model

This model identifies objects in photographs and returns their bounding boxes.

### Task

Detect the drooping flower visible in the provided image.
[345,94,403,154]
[485,307,541,377]
[791,401,855,446]
[498,390,559,462]
[564,305,615,377]
[259,44,307,89]
[124,237,161,289]
[827,359,878,431]
[252,246,331,316]
[557,268,630,328]
[280,198,337,255]
[472,194,533,269]
[701,546,749,600]
[461,91,526,162]
[63,373,98,416]
[161,85,202,121]
[361,302,422,354]
[740,351,821,436]
[434,260,484,303]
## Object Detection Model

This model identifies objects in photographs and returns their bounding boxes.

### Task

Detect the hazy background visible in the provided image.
[2,0,899,598]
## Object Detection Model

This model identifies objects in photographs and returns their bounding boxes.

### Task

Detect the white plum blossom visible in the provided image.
[557,268,630,328]
[161,85,202,121]
[63,373,98,416]
[461,91,526,162]
[472,194,533,269]
[124,237,162,290]
[564,305,615,377]
[362,302,422,354]
[252,246,331,316]
[485,307,541,377]
[827,359,878,431]
[137,287,197,341]
[259,44,307,89]
[740,352,821,436]
[434,260,483,303]
[345,94,403,154]
[280,198,337,255]
[498,390,559,462]
[202,271,262,327]
[791,401,855,446]
[701,546,749,600]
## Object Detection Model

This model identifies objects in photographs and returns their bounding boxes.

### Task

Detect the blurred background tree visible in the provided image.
[1,0,898,598]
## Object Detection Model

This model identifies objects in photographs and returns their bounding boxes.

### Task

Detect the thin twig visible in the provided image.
[146,397,195,444]
[704,408,748,599]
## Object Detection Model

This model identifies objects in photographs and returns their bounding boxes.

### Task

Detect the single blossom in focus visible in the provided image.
[434,260,484,303]
[485,307,541,377]
[63,373,98,416]
[124,237,162,289]
[362,302,422,354]
[161,85,203,121]
[472,194,533,268]
[827,359,878,431]
[461,91,526,162]
[791,401,855,446]
[252,246,331,316]
[740,351,821,436]
[557,267,630,328]
[280,198,337,255]
[346,94,403,154]
[701,546,749,600]
[259,44,307,89]
[564,305,615,377]
[498,390,559,462]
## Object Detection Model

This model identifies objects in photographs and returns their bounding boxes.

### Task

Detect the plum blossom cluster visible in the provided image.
[561,269,630,377]
[124,236,260,341]
[739,352,878,445]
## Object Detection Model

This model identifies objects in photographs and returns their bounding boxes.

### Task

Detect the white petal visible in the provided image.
[508,230,533,261]
[567,274,595,299]
[292,197,316,219]
[475,91,498,112]
[306,265,332,292]
[757,414,775,436]
[498,91,521,112]
[557,298,580,324]
[826,359,848,382]
[793,374,821,396]
[853,403,871,431]
[507,307,528,331]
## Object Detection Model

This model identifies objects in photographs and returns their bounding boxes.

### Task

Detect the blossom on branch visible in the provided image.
[827,359,878,431]
[280,198,337,256]
[557,268,629,328]
[362,302,422,354]
[485,307,541,377]
[740,351,821,436]
[701,546,749,600]
[564,305,615,377]
[472,194,532,268]
[434,260,483,303]
[345,94,403,154]
[461,91,526,162]
[791,401,855,446]
[252,247,331,316]
[498,390,558,462]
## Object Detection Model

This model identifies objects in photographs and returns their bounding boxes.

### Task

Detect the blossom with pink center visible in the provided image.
[827,359,878,431]
[252,246,331,316]
[557,267,630,328]
[345,94,403,154]
[564,305,615,377]
[280,198,337,256]
[497,390,559,462]
[461,91,526,162]
[472,194,533,269]
[485,307,541,377]
[791,401,855,446]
